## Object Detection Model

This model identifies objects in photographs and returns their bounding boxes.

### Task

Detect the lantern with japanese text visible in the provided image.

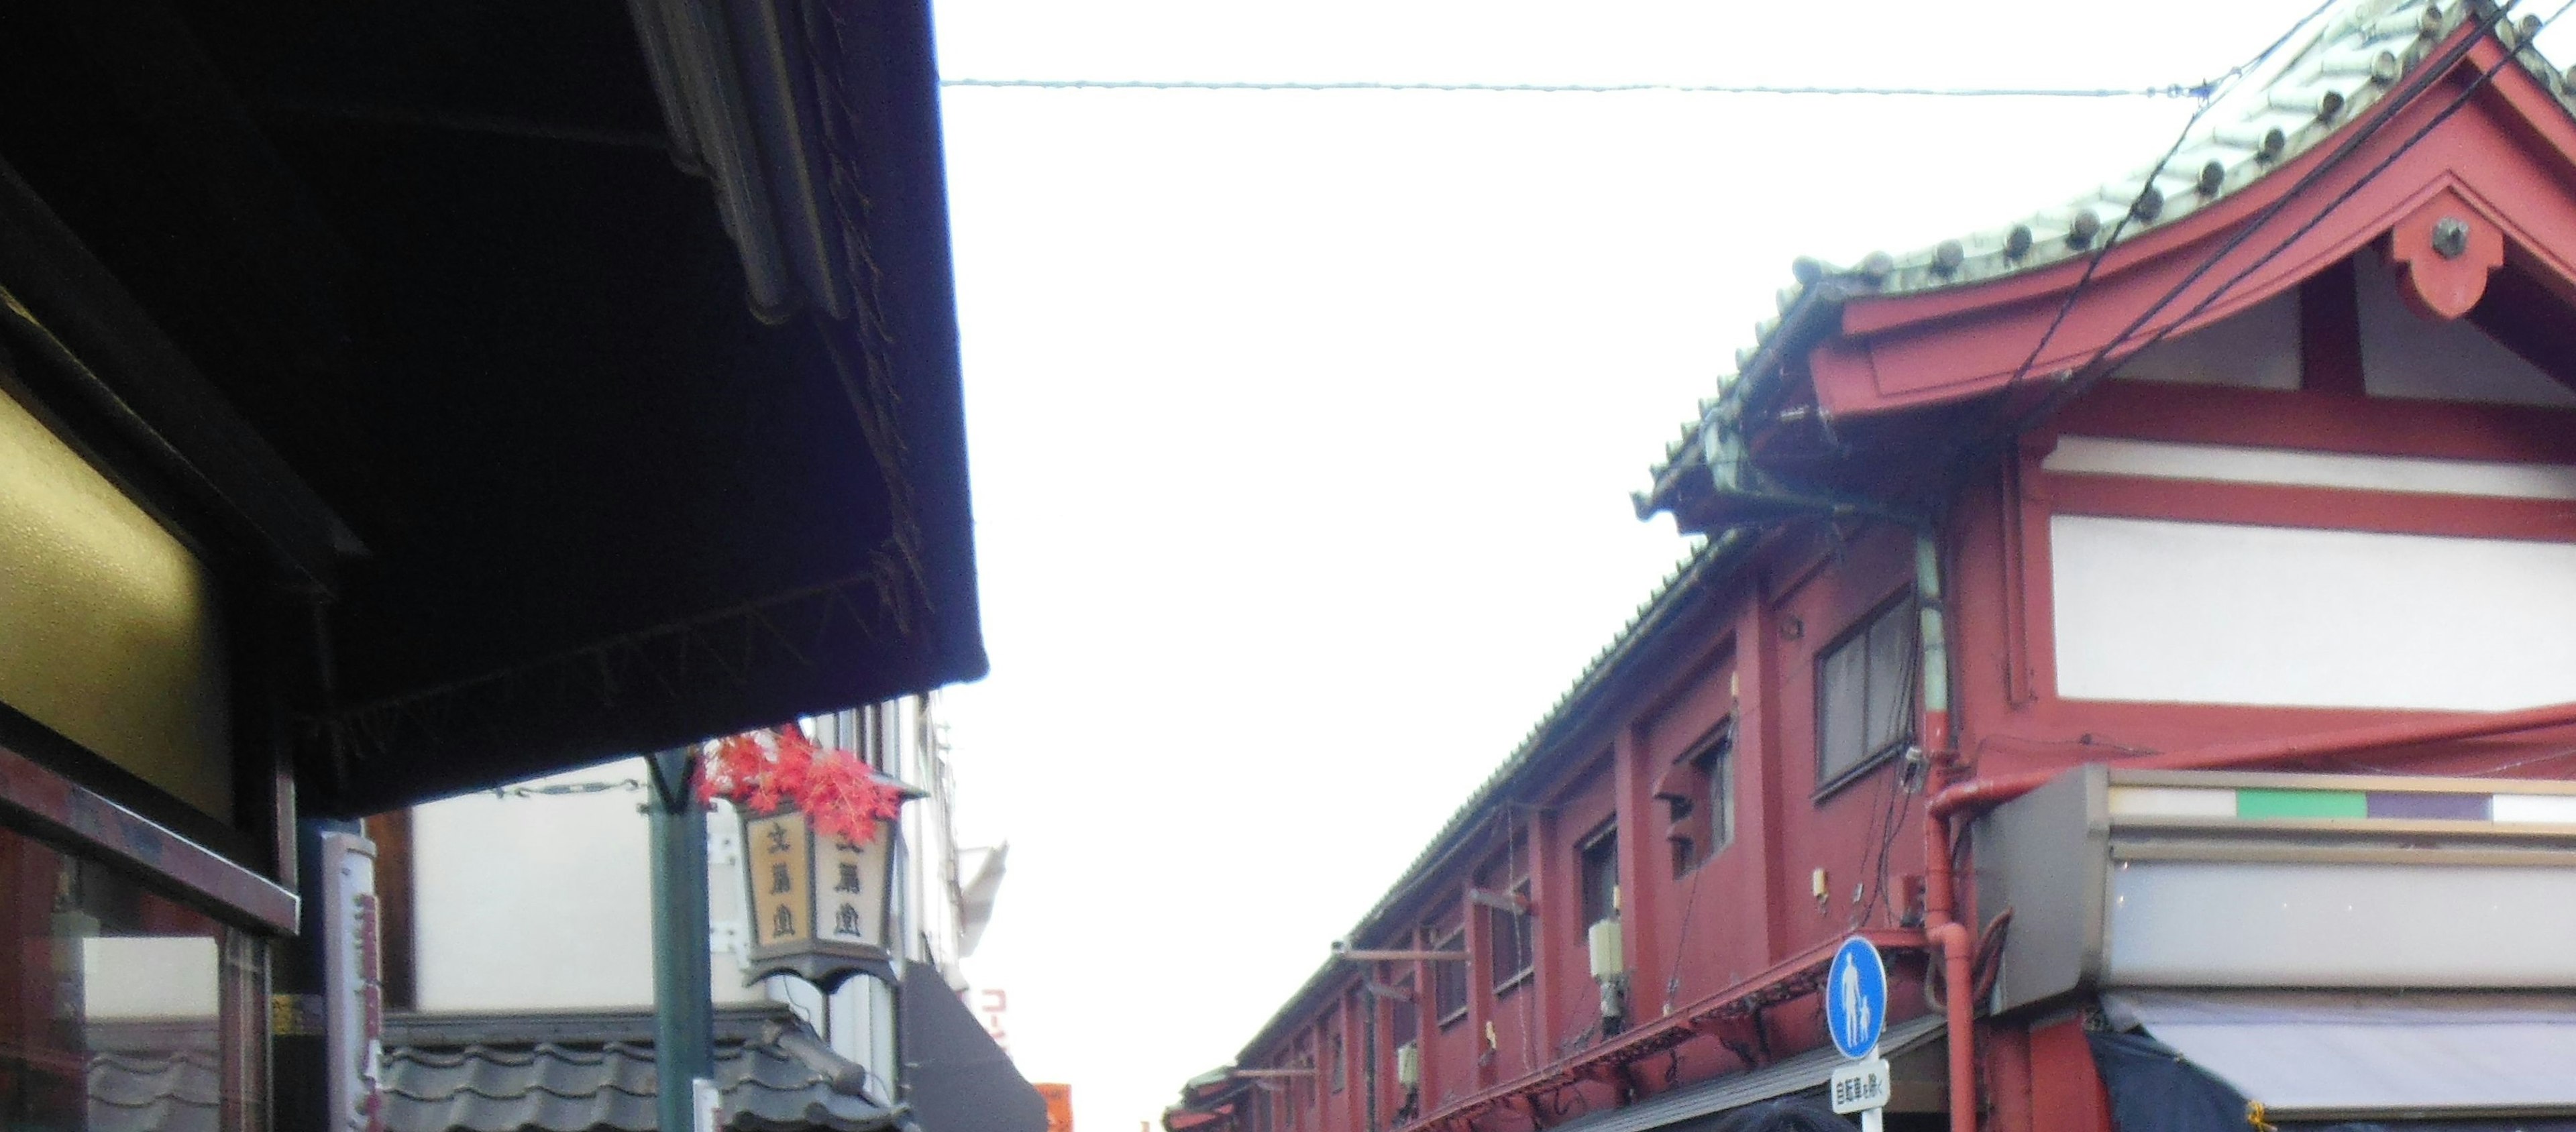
[703,728,922,991]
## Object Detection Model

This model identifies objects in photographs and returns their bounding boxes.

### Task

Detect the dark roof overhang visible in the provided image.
[0,0,982,815]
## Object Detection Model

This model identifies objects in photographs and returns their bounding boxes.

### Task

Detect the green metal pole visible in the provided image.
[647,748,714,1132]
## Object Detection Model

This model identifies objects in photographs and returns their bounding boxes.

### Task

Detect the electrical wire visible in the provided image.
[941,77,2216,98]
[1976,0,2342,432]
[2000,0,2559,440]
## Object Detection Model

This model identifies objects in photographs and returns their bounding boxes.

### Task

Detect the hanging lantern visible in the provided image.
[739,777,922,991]
[708,727,924,993]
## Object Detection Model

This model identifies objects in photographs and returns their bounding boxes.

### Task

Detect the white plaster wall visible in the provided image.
[2042,437,2576,499]
[2110,289,2301,390]
[83,936,217,1019]
[2355,247,2576,408]
[413,758,768,1013]
[2051,515,2576,710]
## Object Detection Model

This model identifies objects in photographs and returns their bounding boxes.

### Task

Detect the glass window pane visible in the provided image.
[1865,602,1917,757]
[1820,636,1870,781]
[0,824,264,1131]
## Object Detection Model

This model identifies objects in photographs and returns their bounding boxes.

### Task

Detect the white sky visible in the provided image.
[926,3,2576,1129]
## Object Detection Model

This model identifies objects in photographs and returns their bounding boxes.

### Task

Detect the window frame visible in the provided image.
[1813,589,1919,799]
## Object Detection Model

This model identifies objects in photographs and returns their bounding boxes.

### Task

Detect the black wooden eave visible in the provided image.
[0,0,983,818]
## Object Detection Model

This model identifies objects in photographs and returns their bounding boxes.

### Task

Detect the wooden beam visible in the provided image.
[1336,948,1469,964]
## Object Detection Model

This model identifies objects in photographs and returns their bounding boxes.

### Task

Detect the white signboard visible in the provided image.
[320,831,386,1132]
[1829,1056,1892,1115]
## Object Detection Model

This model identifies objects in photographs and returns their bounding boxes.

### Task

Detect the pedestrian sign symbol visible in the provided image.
[1825,936,1887,1060]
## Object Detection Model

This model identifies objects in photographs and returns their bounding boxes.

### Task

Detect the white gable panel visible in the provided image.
[2356,247,2576,408]
[2041,437,2576,499]
[2109,289,2302,390]
[2052,515,2576,710]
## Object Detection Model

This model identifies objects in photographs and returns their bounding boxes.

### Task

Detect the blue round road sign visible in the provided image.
[1825,936,1887,1060]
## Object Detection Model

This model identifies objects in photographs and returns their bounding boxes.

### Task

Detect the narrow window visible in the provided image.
[1578,825,1619,931]
[1329,1019,1346,1093]
[1817,593,1917,791]
[1390,975,1420,1048]
[1432,923,1468,1027]
[1699,726,1736,857]
[1479,836,1533,995]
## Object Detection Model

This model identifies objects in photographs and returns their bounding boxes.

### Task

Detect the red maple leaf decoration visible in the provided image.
[696,725,906,842]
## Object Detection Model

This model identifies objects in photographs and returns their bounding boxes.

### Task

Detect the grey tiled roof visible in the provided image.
[381,1009,899,1132]
[87,1049,221,1132]
[1638,0,2576,499]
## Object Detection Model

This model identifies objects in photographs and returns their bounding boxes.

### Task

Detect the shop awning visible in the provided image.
[2106,990,2576,1118]
[900,962,1047,1132]
[1546,1014,1944,1132]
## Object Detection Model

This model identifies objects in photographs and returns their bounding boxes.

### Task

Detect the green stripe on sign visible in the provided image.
[2235,789,2368,819]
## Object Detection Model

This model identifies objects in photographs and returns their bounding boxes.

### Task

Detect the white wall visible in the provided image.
[2051,515,2576,710]
[2355,246,2576,408]
[411,758,767,1013]
[2109,288,2300,390]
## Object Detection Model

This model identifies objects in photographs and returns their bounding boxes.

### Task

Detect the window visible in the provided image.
[1702,734,1736,856]
[1328,1018,1346,1092]
[1578,825,1619,931]
[1431,923,1468,1026]
[1479,838,1532,994]
[1391,976,1419,1047]
[1666,724,1737,874]
[1817,593,1917,791]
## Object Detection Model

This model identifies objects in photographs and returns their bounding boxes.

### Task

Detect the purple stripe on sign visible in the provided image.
[2365,791,2491,821]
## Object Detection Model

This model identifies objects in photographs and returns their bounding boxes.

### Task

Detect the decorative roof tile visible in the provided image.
[380,1009,898,1132]
[1638,0,2576,498]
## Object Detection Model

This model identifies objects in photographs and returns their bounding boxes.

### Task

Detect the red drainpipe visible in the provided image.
[1913,531,1978,1132]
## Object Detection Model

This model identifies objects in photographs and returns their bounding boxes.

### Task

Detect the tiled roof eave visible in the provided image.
[1635,0,2576,510]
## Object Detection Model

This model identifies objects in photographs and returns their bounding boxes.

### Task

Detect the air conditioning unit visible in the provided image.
[1587,919,1625,980]
[1393,1041,1421,1087]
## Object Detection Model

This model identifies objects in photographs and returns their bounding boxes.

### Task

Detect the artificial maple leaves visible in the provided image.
[696,726,906,844]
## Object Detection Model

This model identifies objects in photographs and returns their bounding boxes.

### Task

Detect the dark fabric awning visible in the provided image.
[900,962,1048,1132]
[1542,1014,1943,1132]
[0,0,982,817]
[379,1007,896,1132]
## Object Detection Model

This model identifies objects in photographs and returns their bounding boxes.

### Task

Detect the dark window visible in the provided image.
[1700,727,1737,858]
[1479,839,1532,995]
[1391,976,1419,1046]
[1578,826,1619,930]
[1665,723,1737,876]
[1329,1019,1346,1092]
[1432,924,1468,1026]
[1818,593,1917,791]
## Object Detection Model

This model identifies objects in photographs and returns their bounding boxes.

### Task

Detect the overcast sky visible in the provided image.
[923,3,2575,1128]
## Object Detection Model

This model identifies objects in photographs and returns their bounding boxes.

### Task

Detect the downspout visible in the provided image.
[1913,528,1978,1132]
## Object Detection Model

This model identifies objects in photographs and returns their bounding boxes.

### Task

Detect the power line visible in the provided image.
[940,76,2213,99]
[2002,0,2563,439]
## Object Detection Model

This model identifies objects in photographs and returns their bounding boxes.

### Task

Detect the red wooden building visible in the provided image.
[1169,4,2576,1132]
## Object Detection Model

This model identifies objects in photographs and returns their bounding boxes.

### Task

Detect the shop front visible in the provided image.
[1977,768,2576,1131]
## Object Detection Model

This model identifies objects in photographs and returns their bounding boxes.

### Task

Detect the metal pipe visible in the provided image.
[1913,526,1976,1132]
